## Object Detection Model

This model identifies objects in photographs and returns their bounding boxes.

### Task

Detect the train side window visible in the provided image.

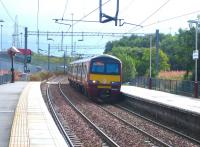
[82,65,85,77]
[77,65,79,76]
[78,64,81,76]
[68,66,70,74]
[76,65,78,75]
[73,65,76,75]
[85,65,87,77]
[81,63,83,77]
[79,64,81,76]
[83,65,87,78]
[70,65,72,73]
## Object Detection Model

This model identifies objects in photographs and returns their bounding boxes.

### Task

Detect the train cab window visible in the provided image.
[91,61,119,75]
[91,62,104,73]
[91,61,119,74]
[106,63,119,74]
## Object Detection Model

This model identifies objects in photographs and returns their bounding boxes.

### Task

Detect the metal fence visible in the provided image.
[130,77,200,98]
[0,74,11,85]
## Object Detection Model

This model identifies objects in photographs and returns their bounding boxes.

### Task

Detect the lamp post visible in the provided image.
[188,16,200,98]
[7,46,20,83]
[0,19,4,51]
[20,32,23,48]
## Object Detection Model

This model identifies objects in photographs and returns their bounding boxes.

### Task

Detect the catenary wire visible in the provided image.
[145,10,200,28]
[0,0,15,23]
[133,9,200,32]
[73,0,111,26]
[120,0,135,16]
[128,0,171,32]
[62,0,69,19]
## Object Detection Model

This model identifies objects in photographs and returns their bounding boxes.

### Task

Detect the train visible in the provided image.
[67,54,122,102]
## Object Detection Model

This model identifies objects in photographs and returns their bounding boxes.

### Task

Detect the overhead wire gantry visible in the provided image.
[99,0,119,26]
[27,31,143,37]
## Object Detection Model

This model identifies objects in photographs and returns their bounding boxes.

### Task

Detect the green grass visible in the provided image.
[29,71,53,81]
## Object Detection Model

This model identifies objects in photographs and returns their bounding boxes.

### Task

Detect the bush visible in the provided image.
[29,72,53,81]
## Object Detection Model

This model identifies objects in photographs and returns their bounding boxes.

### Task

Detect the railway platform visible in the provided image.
[0,82,28,147]
[0,81,68,147]
[121,85,200,114]
[121,85,200,140]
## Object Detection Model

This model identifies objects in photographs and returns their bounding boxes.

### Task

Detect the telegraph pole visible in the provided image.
[0,24,3,51]
[24,27,28,73]
[155,29,159,75]
[71,13,74,56]
[37,0,40,54]
[64,47,66,74]
[61,31,63,51]
[149,34,152,89]
[20,32,23,48]
[0,19,4,51]
[48,44,50,71]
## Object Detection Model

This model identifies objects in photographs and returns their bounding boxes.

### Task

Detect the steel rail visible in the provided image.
[46,84,74,147]
[99,105,172,147]
[58,83,120,147]
[116,104,200,145]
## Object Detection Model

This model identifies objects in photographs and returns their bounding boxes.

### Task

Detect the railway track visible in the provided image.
[58,82,173,146]
[115,104,200,145]
[46,84,81,147]
[58,83,120,147]
[99,105,171,147]
[43,76,199,146]
[120,95,200,143]
[45,79,119,147]
[100,104,200,147]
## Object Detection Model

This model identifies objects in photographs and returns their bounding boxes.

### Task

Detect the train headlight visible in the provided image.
[92,80,98,84]
[111,82,121,87]
[89,80,99,85]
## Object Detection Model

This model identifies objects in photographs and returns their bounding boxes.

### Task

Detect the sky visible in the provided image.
[0,0,200,56]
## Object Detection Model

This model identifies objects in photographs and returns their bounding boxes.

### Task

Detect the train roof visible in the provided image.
[70,54,121,65]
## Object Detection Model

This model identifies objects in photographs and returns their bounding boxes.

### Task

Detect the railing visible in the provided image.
[130,77,200,98]
[0,74,12,85]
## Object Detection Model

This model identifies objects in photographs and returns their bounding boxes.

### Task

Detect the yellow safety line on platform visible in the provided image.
[9,82,30,147]
[9,82,68,147]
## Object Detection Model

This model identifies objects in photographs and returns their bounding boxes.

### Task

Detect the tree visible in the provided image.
[109,47,137,82]
[104,41,113,53]
[138,48,170,77]
[104,28,199,80]
[160,34,178,69]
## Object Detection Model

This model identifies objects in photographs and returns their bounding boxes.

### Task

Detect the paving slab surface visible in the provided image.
[121,85,200,114]
[0,82,28,147]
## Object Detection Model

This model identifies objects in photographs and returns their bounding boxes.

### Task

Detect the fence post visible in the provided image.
[149,77,152,89]
[194,81,198,98]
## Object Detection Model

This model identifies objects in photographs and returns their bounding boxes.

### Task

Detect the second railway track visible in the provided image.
[47,81,118,147]
[42,76,200,146]
[58,82,170,146]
